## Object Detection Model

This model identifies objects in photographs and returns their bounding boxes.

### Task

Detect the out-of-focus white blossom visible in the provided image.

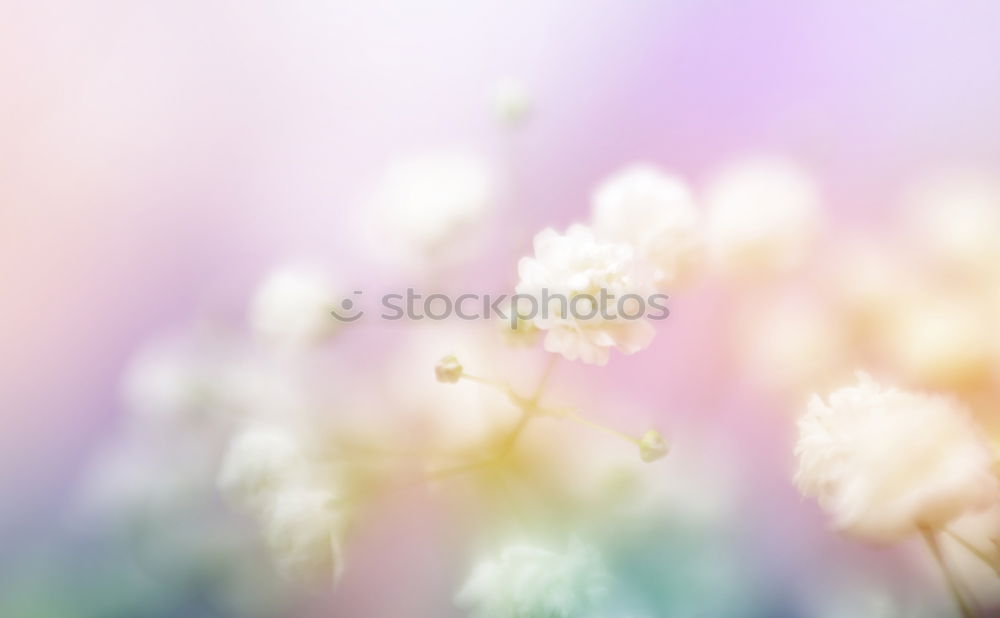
[592,164,703,290]
[80,431,217,523]
[263,486,343,583]
[455,539,609,618]
[492,78,532,128]
[826,239,911,336]
[881,297,993,390]
[705,157,821,278]
[903,169,1000,274]
[516,225,656,365]
[739,296,850,398]
[121,328,237,425]
[249,265,341,348]
[795,374,999,541]
[365,152,497,268]
[217,424,308,515]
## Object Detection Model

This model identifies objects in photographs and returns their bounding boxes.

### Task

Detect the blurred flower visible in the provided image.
[455,539,609,618]
[364,151,497,269]
[826,238,911,337]
[591,164,703,290]
[516,225,656,365]
[263,486,343,584]
[79,428,219,525]
[120,326,239,426]
[795,374,999,541]
[218,422,346,584]
[492,77,532,128]
[902,169,1000,275]
[217,423,309,515]
[880,297,993,391]
[249,265,342,349]
[738,295,851,399]
[705,157,821,278]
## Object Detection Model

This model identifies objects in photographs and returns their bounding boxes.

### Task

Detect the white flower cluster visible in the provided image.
[248,264,342,349]
[795,374,999,541]
[516,224,657,366]
[514,164,700,365]
[455,539,609,618]
[591,164,703,289]
[517,158,824,365]
[364,151,497,270]
[218,423,344,583]
[705,157,821,279]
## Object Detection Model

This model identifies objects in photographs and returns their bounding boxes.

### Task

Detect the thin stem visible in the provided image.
[944,529,1000,578]
[530,355,559,403]
[922,527,977,618]
[424,458,497,483]
[563,409,640,447]
[461,372,508,391]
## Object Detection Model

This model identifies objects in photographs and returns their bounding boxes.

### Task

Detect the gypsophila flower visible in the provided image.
[435,355,464,384]
[738,296,850,397]
[366,152,496,267]
[249,265,341,348]
[120,328,236,425]
[455,539,609,618]
[903,169,1000,274]
[882,297,992,390]
[263,486,343,583]
[592,164,703,290]
[516,225,656,365]
[795,374,999,541]
[217,424,308,515]
[705,157,820,278]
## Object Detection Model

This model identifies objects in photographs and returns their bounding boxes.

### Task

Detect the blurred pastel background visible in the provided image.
[3,1,1000,616]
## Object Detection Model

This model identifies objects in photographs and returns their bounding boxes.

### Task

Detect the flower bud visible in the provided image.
[435,355,463,384]
[638,429,670,462]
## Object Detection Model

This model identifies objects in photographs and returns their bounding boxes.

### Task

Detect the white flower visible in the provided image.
[902,169,1000,274]
[881,297,992,390]
[738,296,850,397]
[795,374,999,541]
[492,78,532,128]
[592,164,703,289]
[263,486,343,583]
[249,265,341,348]
[455,539,609,618]
[365,152,496,268]
[120,327,236,425]
[516,225,657,365]
[217,424,308,515]
[705,157,821,278]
